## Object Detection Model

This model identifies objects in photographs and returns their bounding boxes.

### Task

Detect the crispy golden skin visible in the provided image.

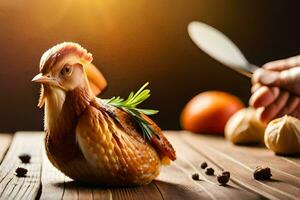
[76,104,161,185]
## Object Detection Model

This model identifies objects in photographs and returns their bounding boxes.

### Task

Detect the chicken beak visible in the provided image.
[32,73,49,83]
[32,73,58,86]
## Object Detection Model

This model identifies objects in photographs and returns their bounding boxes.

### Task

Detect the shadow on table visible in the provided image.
[275,153,300,158]
[54,180,141,189]
[52,179,267,199]
[153,180,264,199]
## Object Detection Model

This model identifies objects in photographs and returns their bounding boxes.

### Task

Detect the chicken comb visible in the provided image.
[39,42,93,73]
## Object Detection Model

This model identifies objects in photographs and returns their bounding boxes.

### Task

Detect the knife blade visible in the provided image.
[188,21,259,78]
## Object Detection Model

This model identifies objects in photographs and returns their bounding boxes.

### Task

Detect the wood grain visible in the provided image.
[1,131,299,200]
[0,133,12,162]
[40,146,65,200]
[39,132,262,200]
[0,132,43,200]
[161,134,264,200]
[180,131,300,200]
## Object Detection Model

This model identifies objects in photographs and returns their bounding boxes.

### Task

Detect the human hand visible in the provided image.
[249,55,300,123]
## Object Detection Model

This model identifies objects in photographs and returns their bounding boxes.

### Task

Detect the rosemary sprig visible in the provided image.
[105,82,160,141]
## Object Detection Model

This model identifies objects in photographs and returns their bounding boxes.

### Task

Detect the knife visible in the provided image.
[187,21,259,78]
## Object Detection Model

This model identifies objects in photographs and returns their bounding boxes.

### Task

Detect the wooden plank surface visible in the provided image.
[180,131,300,200]
[0,133,12,162]
[38,132,264,200]
[0,131,299,200]
[0,132,43,200]
[156,135,264,200]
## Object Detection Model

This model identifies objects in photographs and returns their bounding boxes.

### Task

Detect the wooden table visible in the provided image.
[0,131,299,200]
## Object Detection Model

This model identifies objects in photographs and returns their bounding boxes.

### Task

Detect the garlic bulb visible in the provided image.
[265,115,300,155]
[225,107,265,145]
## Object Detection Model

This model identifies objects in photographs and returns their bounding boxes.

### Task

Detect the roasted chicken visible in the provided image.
[32,42,176,185]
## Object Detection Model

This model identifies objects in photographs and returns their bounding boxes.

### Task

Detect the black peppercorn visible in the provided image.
[192,173,200,180]
[18,154,31,164]
[200,162,208,169]
[217,171,230,185]
[222,171,230,178]
[253,166,272,180]
[15,167,28,177]
[205,167,214,175]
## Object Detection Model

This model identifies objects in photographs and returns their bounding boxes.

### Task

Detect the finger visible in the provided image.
[254,64,300,96]
[251,83,261,93]
[276,95,300,118]
[259,91,289,123]
[279,67,300,96]
[252,68,281,86]
[263,55,300,71]
[255,107,267,125]
[252,68,264,84]
[290,102,300,118]
[249,86,280,108]
[255,107,264,119]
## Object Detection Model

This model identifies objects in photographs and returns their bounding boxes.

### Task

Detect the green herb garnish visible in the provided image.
[105,82,160,141]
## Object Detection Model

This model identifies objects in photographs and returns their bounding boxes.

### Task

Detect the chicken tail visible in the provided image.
[84,63,107,96]
[161,156,171,165]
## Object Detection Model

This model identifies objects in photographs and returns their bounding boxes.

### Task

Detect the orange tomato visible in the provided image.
[180,91,244,134]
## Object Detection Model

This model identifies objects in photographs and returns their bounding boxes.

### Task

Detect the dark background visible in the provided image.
[1,0,300,132]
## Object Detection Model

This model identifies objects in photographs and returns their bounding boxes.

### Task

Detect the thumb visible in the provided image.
[253,67,300,96]
[252,68,281,86]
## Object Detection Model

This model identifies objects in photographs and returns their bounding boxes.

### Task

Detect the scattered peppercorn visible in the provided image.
[217,171,230,185]
[253,166,272,180]
[205,167,214,175]
[222,171,230,178]
[18,154,31,164]
[200,162,208,169]
[192,173,200,180]
[217,174,230,185]
[15,167,28,177]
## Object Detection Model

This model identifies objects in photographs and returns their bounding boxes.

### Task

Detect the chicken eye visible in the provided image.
[60,65,72,76]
